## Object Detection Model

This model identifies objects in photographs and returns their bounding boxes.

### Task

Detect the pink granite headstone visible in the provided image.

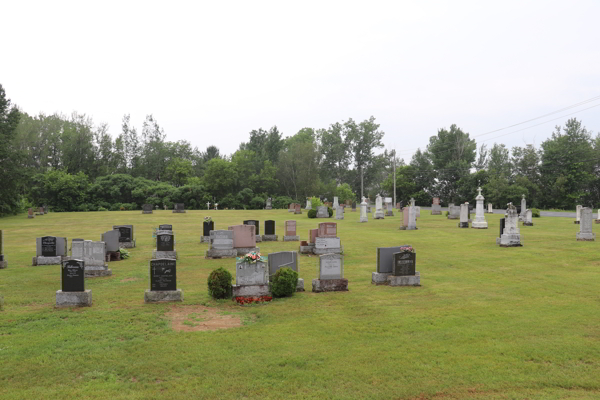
[402,207,409,227]
[309,229,319,244]
[228,225,256,248]
[318,222,337,238]
[285,221,297,236]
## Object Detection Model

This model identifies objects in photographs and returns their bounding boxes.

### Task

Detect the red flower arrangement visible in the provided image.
[234,296,273,305]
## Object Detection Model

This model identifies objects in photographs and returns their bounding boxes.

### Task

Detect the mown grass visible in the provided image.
[0,209,598,399]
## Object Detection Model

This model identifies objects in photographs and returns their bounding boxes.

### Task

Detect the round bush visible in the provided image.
[307,209,317,218]
[270,267,298,298]
[531,208,541,218]
[207,268,233,299]
[327,207,333,217]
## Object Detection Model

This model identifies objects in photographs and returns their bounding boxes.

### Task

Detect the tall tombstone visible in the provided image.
[458,203,470,228]
[113,225,135,248]
[351,202,357,212]
[487,203,493,214]
[56,259,91,307]
[498,218,506,241]
[498,204,522,247]
[335,205,344,220]
[263,220,278,241]
[333,197,339,209]
[201,220,215,243]
[284,220,299,241]
[400,207,409,229]
[173,203,186,213]
[0,230,6,268]
[472,188,488,229]
[316,206,329,218]
[359,197,368,223]
[596,209,600,224]
[431,197,442,215]
[574,205,582,224]
[374,195,384,219]
[520,195,527,221]
[294,203,302,214]
[265,197,272,210]
[142,204,153,214]
[145,259,182,302]
[385,197,394,216]
[205,230,237,259]
[305,198,312,210]
[406,205,417,230]
[312,253,348,292]
[576,207,595,241]
[28,208,34,219]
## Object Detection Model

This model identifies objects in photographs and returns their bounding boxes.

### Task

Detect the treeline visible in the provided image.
[1,83,599,215]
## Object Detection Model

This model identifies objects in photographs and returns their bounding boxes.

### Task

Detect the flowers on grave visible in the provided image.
[118,248,131,259]
[399,246,414,253]
[235,296,272,305]
[238,252,265,264]
[204,216,212,223]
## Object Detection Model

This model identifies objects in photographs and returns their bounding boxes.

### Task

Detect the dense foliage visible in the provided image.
[207,268,233,299]
[1,83,599,215]
[269,267,299,298]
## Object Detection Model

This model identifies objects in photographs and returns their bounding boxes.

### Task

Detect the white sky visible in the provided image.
[2,0,600,161]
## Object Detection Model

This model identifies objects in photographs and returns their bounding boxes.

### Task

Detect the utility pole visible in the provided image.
[393,149,396,208]
[360,166,364,200]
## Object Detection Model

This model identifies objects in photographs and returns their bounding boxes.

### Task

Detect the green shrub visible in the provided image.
[310,196,323,209]
[119,248,130,259]
[97,207,108,212]
[249,196,265,210]
[327,207,333,217]
[308,209,317,218]
[208,268,233,299]
[270,267,298,298]
[445,211,449,216]
[274,196,294,209]
[531,208,541,218]
[110,203,121,211]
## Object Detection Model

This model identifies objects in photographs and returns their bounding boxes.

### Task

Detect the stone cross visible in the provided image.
[206,201,211,210]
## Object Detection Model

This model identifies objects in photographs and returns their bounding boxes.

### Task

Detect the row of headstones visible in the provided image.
[31,225,136,267]
[27,206,48,218]
[201,220,300,243]
[142,203,186,213]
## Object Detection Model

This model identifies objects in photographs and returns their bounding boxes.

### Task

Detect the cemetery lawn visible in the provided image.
[1,210,599,400]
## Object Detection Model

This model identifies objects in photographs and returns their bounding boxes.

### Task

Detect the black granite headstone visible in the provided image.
[499,218,505,237]
[392,252,416,276]
[203,221,214,237]
[115,226,132,242]
[264,220,276,235]
[42,236,57,257]
[150,259,177,291]
[143,204,153,212]
[174,203,184,211]
[243,220,260,235]
[159,224,172,231]
[62,260,85,292]
[157,233,174,251]
[352,202,356,210]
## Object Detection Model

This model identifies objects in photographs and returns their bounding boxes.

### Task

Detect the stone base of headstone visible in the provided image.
[152,250,177,259]
[371,272,391,285]
[387,272,420,286]
[33,256,62,266]
[523,222,534,227]
[576,232,595,241]
[313,246,343,255]
[144,289,183,303]
[56,290,92,307]
[255,235,262,243]
[296,279,305,292]
[360,216,368,223]
[200,236,211,243]
[265,206,272,210]
[0,260,7,269]
[283,235,300,242]
[28,215,34,219]
[120,241,136,249]
[288,209,295,213]
[235,247,260,256]
[232,284,270,298]
[85,266,112,277]
[35,213,44,216]
[294,211,302,215]
[471,221,488,229]
[447,215,458,220]
[335,215,344,220]
[498,234,522,247]
[312,279,348,293]
[458,222,469,228]
[262,235,278,241]
[405,225,418,231]
[574,221,580,224]
[385,211,394,217]
[299,244,315,254]
[142,210,153,214]
[374,212,385,219]
[205,249,238,259]
[172,210,186,213]
[106,251,121,262]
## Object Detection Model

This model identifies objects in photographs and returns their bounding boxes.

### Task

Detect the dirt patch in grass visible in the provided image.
[120,277,139,283]
[166,305,243,332]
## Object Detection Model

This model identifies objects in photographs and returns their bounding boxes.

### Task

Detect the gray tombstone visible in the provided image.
[576,207,595,241]
[101,230,120,252]
[142,204,153,214]
[205,230,237,258]
[267,251,298,276]
[319,253,344,280]
[235,261,268,286]
[316,206,329,218]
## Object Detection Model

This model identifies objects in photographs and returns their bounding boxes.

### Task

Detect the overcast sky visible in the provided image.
[2,1,600,161]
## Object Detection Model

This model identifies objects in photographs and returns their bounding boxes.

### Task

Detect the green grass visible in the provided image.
[0,209,599,399]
